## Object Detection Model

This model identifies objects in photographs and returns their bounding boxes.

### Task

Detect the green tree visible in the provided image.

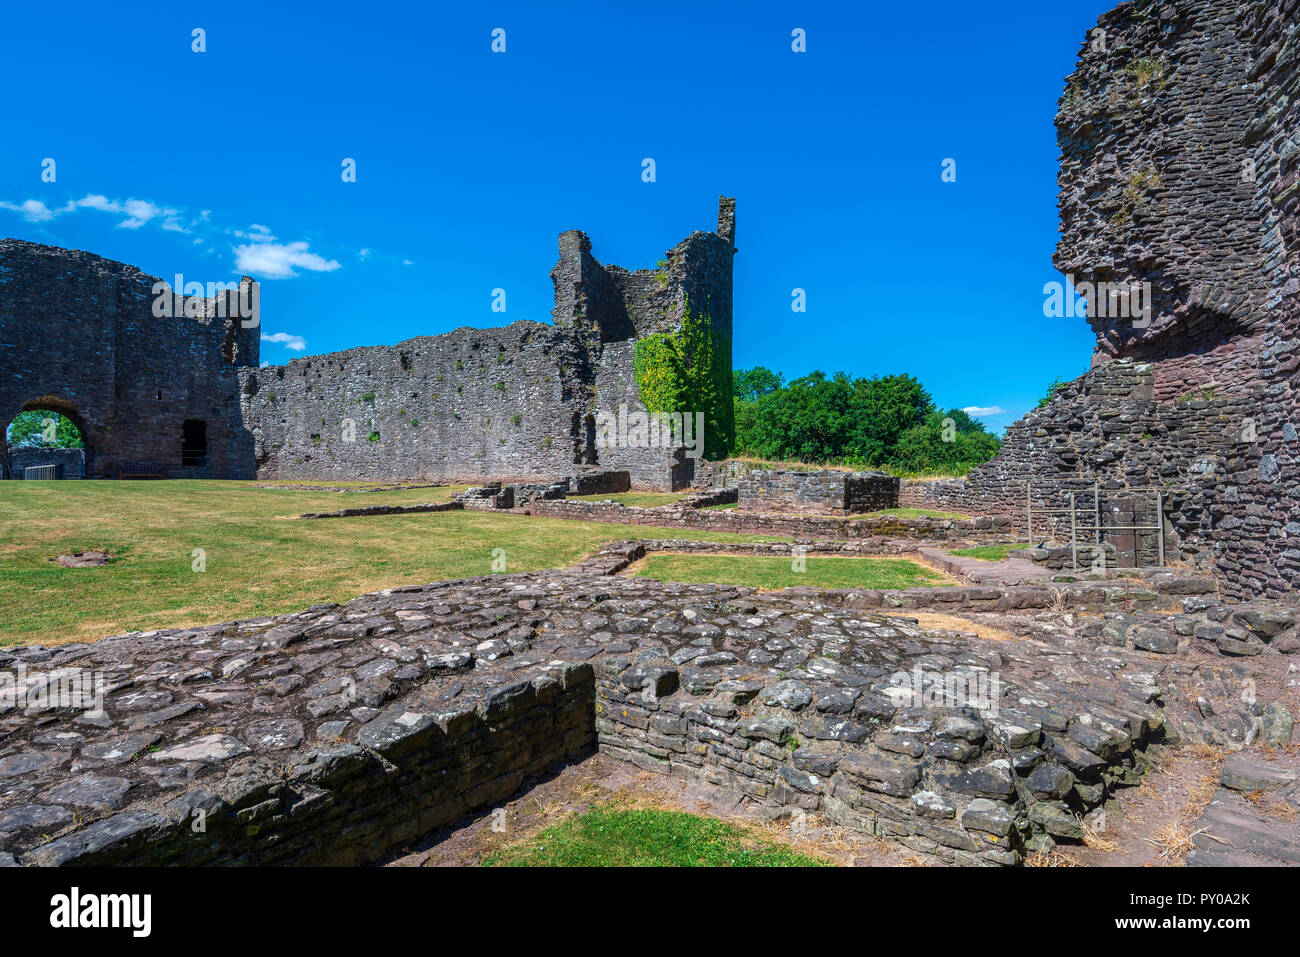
[5,411,84,448]
[727,367,1001,473]
[733,367,784,402]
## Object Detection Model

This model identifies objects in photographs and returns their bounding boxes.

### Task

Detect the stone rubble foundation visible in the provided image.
[1,542,1292,867]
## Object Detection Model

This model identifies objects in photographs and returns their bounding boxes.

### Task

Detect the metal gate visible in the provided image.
[1025,480,1166,569]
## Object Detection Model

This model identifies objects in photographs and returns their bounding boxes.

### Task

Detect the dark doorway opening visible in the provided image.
[181,419,208,467]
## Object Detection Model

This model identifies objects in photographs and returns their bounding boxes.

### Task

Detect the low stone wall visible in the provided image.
[299,501,463,520]
[26,665,594,866]
[568,470,631,496]
[678,488,738,509]
[0,583,599,866]
[6,447,86,480]
[1027,543,1117,571]
[1080,600,1300,661]
[455,471,629,510]
[738,469,898,515]
[530,498,1014,542]
[686,458,770,490]
[595,654,1161,864]
[899,478,969,511]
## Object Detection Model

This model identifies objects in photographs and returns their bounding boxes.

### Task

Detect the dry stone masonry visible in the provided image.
[737,469,899,515]
[0,551,1290,867]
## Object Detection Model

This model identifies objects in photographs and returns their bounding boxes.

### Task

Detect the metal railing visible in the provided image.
[23,465,60,480]
[1026,479,1165,569]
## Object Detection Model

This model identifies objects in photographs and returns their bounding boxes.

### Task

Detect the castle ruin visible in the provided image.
[1,199,737,490]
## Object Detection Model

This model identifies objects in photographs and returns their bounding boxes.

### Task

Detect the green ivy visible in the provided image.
[632,304,733,459]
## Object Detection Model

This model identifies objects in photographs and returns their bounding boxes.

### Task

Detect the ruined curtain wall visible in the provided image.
[238,321,589,482]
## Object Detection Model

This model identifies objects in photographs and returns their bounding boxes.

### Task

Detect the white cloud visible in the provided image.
[235,240,340,279]
[0,199,57,222]
[0,192,181,229]
[73,194,118,213]
[962,405,1010,417]
[0,193,360,283]
[261,332,307,351]
[235,224,276,242]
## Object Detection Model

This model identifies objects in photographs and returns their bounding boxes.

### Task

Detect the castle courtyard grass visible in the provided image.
[632,553,950,590]
[0,480,785,646]
[568,490,689,507]
[484,805,830,867]
[948,543,1031,561]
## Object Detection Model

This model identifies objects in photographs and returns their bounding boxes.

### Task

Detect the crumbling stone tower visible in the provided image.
[931,0,1299,598]
[551,197,737,486]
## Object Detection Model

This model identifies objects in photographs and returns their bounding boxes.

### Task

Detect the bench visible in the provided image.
[117,462,166,480]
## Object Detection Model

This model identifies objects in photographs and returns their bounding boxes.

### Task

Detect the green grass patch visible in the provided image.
[948,543,1030,561]
[569,491,688,508]
[0,481,786,646]
[485,805,829,867]
[856,507,970,521]
[633,554,948,590]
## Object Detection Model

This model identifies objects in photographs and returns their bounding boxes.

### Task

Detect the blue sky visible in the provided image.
[1,0,1108,433]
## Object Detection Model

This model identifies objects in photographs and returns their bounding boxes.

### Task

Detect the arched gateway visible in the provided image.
[0,239,259,478]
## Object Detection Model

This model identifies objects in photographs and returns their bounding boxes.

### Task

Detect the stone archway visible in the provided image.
[3,395,91,479]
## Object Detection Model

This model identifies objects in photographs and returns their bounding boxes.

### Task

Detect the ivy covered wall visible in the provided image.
[632,306,734,460]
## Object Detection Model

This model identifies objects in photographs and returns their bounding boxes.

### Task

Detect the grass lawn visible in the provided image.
[0,480,785,646]
[568,491,688,507]
[949,543,1031,561]
[856,507,971,521]
[632,554,949,590]
[485,805,829,867]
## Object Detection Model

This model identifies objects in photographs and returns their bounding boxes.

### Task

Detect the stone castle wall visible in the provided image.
[3,201,736,489]
[922,0,1300,598]
[0,240,259,479]
[6,447,85,479]
[238,322,589,482]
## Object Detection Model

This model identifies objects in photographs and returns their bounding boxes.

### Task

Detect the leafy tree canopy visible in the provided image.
[6,411,84,449]
[732,369,1000,474]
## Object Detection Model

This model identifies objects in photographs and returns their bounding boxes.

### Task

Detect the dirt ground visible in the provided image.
[1033,745,1225,867]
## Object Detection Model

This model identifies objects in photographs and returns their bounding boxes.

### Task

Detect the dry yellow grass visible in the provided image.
[878,610,1022,644]
[1142,823,1209,864]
